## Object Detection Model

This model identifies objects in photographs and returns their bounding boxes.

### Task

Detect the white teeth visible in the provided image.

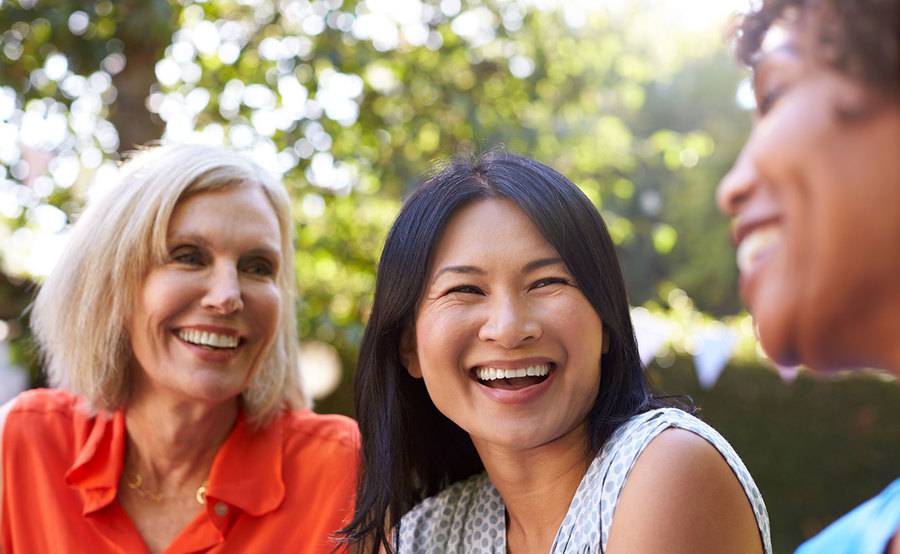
[736,226,782,274]
[475,364,551,381]
[177,329,239,349]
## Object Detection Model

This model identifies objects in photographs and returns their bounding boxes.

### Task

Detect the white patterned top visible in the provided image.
[396,408,772,554]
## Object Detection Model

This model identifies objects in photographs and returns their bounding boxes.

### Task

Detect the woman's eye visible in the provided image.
[171,248,203,266]
[531,277,570,290]
[756,85,785,116]
[244,259,275,276]
[446,284,483,295]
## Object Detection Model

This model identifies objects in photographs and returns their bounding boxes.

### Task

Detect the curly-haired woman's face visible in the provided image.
[128,185,283,404]
[717,26,900,370]
[403,198,606,454]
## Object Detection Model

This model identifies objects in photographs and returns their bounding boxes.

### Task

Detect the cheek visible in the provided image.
[414,310,475,376]
[252,285,282,341]
[138,272,195,325]
[555,302,605,370]
[545,295,603,337]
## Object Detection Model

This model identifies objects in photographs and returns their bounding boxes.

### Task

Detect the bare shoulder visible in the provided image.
[605,428,763,554]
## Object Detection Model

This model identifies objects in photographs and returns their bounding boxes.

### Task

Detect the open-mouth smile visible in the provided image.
[471,362,555,391]
[176,328,244,350]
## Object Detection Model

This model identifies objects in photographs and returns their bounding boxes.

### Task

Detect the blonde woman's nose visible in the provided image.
[202,264,244,315]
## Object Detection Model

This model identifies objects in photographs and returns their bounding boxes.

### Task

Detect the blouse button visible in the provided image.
[214,502,229,517]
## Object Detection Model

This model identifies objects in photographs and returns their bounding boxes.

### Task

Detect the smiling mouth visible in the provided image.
[736,224,782,275]
[472,363,553,390]
[176,329,242,350]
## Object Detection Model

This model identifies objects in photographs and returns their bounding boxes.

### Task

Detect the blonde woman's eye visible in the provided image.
[171,247,203,266]
[245,259,274,276]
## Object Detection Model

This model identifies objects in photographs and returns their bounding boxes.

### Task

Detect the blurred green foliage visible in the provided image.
[0,2,750,365]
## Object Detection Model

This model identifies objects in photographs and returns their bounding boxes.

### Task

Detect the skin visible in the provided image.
[403,198,762,553]
[1,184,283,554]
[716,25,900,372]
[605,429,763,554]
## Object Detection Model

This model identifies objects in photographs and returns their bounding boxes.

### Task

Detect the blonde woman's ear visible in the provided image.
[399,328,423,379]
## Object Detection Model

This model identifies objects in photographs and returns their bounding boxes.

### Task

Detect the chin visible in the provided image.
[757,312,856,373]
[754,304,803,369]
[183,379,245,405]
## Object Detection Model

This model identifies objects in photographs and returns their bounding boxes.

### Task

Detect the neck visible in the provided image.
[819,280,900,373]
[473,423,592,551]
[809,300,900,373]
[875,304,900,372]
[124,386,238,493]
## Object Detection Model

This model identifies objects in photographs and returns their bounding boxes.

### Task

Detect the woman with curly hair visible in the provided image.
[719,1,900,552]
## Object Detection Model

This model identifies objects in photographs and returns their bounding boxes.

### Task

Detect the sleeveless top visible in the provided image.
[2,389,359,553]
[397,408,772,553]
[795,478,900,554]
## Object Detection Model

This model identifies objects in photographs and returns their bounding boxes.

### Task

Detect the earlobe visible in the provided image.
[400,328,423,379]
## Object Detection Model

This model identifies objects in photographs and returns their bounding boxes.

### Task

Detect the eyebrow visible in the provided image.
[430,265,485,283]
[430,256,566,283]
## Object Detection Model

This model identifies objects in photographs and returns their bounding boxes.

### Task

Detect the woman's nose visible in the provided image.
[717,145,758,218]
[477,295,541,348]
[201,264,243,315]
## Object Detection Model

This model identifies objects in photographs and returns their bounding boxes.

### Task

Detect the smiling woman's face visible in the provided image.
[403,198,606,454]
[717,23,900,370]
[128,185,283,405]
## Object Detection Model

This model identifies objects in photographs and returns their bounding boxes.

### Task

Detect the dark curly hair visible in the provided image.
[734,0,898,96]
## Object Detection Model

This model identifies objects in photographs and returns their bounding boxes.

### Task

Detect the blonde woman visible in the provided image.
[0,145,358,553]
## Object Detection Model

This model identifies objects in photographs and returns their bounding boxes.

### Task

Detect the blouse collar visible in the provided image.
[64,407,286,517]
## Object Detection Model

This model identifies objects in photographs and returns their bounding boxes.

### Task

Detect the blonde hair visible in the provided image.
[31,144,306,425]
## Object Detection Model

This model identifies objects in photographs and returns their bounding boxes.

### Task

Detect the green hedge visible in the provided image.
[649,358,900,553]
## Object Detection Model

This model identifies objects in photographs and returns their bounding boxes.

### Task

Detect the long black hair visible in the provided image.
[341,150,670,552]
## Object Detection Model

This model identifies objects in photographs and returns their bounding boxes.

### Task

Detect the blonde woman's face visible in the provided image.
[128,186,283,405]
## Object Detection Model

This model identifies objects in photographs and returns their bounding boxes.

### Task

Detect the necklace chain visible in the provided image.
[126,472,208,505]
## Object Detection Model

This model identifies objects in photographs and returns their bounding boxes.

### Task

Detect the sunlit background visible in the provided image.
[1,1,897,550]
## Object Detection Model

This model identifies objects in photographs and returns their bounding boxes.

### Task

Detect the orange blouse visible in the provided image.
[2,389,359,553]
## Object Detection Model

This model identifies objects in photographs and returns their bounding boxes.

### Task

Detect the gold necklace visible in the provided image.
[126,472,208,505]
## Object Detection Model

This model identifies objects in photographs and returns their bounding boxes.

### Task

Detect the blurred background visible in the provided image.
[0,0,896,550]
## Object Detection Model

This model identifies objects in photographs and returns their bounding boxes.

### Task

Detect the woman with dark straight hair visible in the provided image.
[343,150,770,553]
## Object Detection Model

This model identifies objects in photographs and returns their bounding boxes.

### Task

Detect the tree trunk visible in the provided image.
[109,42,165,153]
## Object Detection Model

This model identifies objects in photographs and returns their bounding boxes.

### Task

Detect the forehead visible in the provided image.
[168,185,281,245]
[430,198,559,266]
